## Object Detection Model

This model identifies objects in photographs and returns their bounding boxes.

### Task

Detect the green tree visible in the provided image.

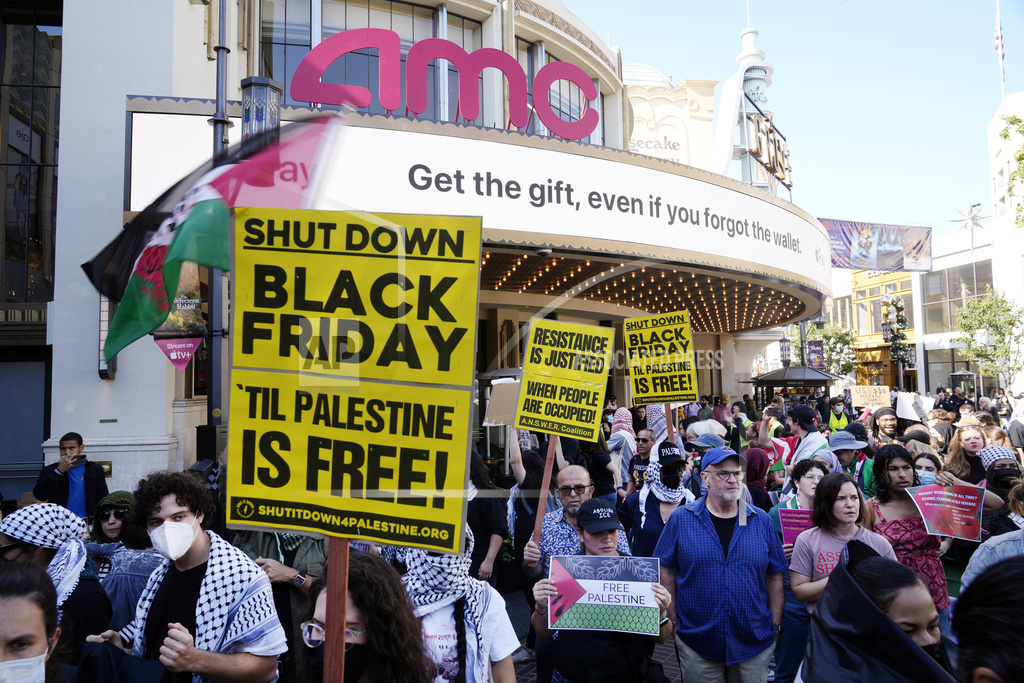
[999,114,1024,228]
[886,296,910,365]
[785,323,858,376]
[953,287,1024,391]
[810,323,858,376]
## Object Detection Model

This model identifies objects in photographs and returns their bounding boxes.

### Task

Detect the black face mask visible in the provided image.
[992,470,1021,488]
[661,467,682,489]
[920,640,951,672]
[345,643,371,683]
[307,646,324,683]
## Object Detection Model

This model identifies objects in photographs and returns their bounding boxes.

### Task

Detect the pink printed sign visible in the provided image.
[779,508,814,545]
[155,337,203,373]
[907,483,985,542]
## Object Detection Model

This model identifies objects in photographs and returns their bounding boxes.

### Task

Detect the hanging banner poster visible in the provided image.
[850,385,889,408]
[623,310,698,405]
[779,508,814,546]
[907,483,985,542]
[514,318,613,440]
[806,340,824,370]
[227,207,482,553]
[547,555,661,635]
[819,218,932,272]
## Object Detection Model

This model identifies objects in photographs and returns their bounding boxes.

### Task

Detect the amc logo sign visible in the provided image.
[291,28,600,140]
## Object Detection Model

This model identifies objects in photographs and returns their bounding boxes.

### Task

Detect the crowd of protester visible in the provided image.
[5,388,1024,683]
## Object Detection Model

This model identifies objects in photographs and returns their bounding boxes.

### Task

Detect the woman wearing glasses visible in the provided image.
[299,551,433,683]
[84,491,163,631]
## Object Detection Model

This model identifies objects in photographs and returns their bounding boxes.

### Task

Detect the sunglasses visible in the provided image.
[556,484,591,496]
[97,509,129,522]
[637,438,651,443]
[299,621,365,650]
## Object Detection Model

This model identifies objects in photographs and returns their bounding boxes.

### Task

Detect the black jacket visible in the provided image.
[801,541,957,683]
[33,459,109,517]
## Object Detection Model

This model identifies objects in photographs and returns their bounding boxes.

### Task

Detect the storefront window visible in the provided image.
[922,260,992,335]
[1,13,59,304]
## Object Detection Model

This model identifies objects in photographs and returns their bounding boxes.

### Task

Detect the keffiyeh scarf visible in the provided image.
[0,504,87,615]
[121,531,286,681]
[403,527,487,681]
[639,460,693,527]
[646,406,668,447]
[611,408,636,439]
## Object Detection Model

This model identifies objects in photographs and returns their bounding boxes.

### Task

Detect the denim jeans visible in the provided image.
[773,585,810,683]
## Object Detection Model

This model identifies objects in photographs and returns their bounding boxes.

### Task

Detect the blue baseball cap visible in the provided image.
[700,447,745,469]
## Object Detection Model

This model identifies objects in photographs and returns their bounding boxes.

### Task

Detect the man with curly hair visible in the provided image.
[88,471,287,683]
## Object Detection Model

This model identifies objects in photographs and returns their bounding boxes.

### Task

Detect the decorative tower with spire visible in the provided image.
[733,26,789,195]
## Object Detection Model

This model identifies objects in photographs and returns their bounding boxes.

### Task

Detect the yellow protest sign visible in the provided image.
[623,310,698,405]
[227,208,481,552]
[232,209,480,386]
[514,318,613,440]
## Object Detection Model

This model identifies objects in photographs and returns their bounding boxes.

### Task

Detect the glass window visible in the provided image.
[924,301,950,334]
[857,301,870,335]
[925,350,953,393]
[923,271,946,304]
[869,286,880,297]
[900,279,912,290]
[975,259,993,293]
[856,289,866,299]
[948,264,975,300]
[901,293,914,330]
[1,15,59,304]
[870,299,882,334]
[886,283,898,293]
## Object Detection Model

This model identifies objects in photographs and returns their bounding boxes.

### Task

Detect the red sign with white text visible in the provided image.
[290,28,600,140]
[907,483,985,542]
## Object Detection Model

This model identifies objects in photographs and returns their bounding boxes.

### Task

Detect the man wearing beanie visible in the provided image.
[758,404,829,491]
[871,406,900,445]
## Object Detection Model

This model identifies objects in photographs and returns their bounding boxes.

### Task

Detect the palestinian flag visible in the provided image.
[102,182,230,360]
[82,114,338,360]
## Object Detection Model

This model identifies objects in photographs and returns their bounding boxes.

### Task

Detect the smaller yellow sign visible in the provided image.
[514,318,614,440]
[851,385,890,408]
[623,311,699,405]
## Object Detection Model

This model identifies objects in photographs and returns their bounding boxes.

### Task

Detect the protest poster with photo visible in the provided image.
[225,207,481,553]
[851,385,890,408]
[907,483,986,542]
[514,318,614,440]
[547,555,661,635]
[622,310,699,405]
[779,508,814,545]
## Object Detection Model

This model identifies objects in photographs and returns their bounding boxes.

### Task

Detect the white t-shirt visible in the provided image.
[421,591,519,683]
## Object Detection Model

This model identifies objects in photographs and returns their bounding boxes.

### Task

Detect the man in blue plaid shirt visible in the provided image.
[655,447,786,682]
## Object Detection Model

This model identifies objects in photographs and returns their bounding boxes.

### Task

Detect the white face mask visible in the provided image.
[0,653,46,683]
[149,517,200,561]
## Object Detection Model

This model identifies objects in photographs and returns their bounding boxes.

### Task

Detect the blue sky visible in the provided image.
[569,0,1024,236]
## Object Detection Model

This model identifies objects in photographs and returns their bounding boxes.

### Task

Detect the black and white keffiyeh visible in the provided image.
[0,504,87,614]
[639,460,693,527]
[120,530,286,680]
[403,527,488,680]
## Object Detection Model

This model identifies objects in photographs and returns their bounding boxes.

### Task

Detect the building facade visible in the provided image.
[9,0,831,497]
